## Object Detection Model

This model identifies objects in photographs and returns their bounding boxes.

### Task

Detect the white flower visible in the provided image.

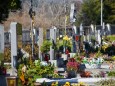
[40,61,48,66]
[22,65,27,72]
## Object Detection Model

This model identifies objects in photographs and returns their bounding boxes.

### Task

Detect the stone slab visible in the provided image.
[0,25,4,53]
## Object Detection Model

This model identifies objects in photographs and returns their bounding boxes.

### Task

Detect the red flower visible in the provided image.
[0,67,6,75]
[66,59,79,71]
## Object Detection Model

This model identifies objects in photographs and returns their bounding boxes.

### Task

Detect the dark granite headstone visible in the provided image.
[57,58,64,67]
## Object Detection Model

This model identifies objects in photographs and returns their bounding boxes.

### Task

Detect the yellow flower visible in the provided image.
[112,56,115,60]
[63,35,69,41]
[64,82,70,86]
[55,81,58,85]
[51,82,55,86]
[79,81,85,85]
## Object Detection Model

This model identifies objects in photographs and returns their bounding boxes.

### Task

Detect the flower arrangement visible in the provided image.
[18,60,55,85]
[66,58,79,71]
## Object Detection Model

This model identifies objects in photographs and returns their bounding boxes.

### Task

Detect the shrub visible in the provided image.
[40,40,52,53]
[18,60,54,86]
[108,71,115,77]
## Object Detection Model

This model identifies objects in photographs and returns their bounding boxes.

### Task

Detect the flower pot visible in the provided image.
[6,76,18,86]
[67,70,76,78]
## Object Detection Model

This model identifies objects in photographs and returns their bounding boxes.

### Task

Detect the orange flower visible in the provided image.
[20,72,25,84]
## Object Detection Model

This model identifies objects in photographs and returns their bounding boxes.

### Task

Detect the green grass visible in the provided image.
[103,35,115,42]
[107,35,115,41]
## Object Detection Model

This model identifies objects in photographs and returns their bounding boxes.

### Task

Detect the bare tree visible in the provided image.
[3,0,82,31]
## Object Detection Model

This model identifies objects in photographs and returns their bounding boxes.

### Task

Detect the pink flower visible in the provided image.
[66,60,79,71]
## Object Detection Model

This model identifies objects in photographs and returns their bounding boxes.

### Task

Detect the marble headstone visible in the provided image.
[38,28,43,61]
[10,22,18,68]
[49,60,57,67]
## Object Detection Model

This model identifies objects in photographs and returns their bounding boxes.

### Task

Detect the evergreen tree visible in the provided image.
[103,0,115,24]
[0,0,21,23]
[77,0,115,25]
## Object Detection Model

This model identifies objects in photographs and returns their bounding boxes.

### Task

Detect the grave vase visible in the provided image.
[67,70,77,78]
[6,76,18,86]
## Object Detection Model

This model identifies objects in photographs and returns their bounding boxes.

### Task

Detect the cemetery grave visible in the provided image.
[0,21,115,86]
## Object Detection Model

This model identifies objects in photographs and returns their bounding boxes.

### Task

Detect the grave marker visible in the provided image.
[0,25,4,63]
[10,22,22,69]
[38,28,43,61]
[0,25,4,53]
[10,22,18,68]
[50,26,57,60]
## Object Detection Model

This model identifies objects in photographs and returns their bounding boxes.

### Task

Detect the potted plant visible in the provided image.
[66,58,79,78]
[40,40,52,53]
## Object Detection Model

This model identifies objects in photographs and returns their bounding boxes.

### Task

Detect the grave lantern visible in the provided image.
[75,35,80,41]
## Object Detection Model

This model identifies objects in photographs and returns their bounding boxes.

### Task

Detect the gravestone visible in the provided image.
[4,32,10,44]
[96,25,102,45]
[110,25,115,35]
[95,27,98,42]
[72,25,77,53]
[22,30,31,43]
[49,60,57,67]
[50,26,57,60]
[10,22,18,68]
[97,30,101,45]
[38,28,43,61]
[62,54,67,60]
[106,24,111,35]
[0,25,4,53]
[57,58,64,67]
[10,22,22,69]
[87,28,90,42]
[46,29,50,40]
[34,29,39,44]
[70,3,76,23]
[80,24,83,35]
[0,25,4,63]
